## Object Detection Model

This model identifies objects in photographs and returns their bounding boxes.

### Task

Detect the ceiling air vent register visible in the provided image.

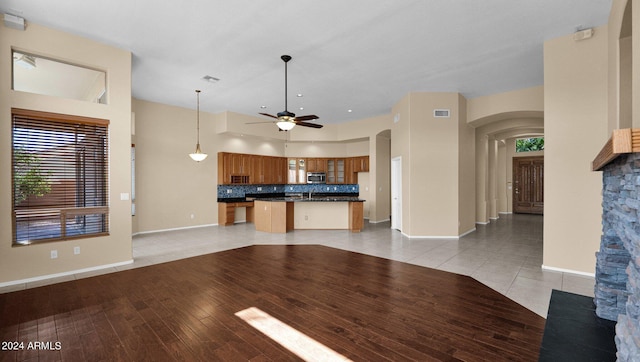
[434,109,450,118]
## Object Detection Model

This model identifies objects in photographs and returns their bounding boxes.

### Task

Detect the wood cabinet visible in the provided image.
[351,156,369,172]
[218,201,254,226]
[346,156,369,184]
[254,200,294,233]
[327,158,346,184]
[287,158,308,184]
[219,152,286,185]
[219,152,248,184]
[306,158,327,173]
[218,152,368,185]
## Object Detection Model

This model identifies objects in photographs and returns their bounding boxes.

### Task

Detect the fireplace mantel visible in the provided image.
[592,130,640,360]
[592,128,640,171]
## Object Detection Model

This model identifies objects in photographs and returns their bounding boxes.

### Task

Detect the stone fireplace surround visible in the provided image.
[593,129,640,361]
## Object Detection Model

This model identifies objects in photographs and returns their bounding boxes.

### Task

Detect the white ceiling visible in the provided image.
[2,1,612,124]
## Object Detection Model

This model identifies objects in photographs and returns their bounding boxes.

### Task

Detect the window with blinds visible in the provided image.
[12,108,110,245]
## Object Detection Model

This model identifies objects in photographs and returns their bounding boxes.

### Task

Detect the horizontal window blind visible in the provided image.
[12,109,109,245]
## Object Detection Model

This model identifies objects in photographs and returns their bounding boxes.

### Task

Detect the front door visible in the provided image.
[513,156,544,214]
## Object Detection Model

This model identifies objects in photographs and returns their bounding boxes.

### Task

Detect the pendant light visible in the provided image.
[189,89,208,162]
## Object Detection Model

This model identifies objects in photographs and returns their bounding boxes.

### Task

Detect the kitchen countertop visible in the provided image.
[255,196,365,202]
[218,193,363,203]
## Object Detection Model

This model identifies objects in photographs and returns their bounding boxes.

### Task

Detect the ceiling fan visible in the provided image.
[252,55,322,131]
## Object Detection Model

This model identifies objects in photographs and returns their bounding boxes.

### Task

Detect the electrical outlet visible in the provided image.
[51,250,58,259]
[74,246,80,255]
[227,189,232,194]
[257,187,262,191]
[190,214,195,219]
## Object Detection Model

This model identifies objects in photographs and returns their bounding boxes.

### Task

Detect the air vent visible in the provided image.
[434,109,450,118]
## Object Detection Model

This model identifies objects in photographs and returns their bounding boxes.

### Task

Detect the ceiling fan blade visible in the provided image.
[259,113,278,119]
[294,114,319,121]
[296,122,323,129]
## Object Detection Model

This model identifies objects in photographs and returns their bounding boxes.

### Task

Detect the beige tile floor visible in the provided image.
[0,213,595,317]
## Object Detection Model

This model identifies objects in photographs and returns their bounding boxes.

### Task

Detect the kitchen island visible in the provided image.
[253,196,365,233]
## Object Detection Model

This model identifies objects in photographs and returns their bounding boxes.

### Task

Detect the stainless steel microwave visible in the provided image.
[307,172,326,184]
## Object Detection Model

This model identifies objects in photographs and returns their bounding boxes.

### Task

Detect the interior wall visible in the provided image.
[543,25,609,274]
[132,99,220,233]
[373,131,391,222]
[467,86,544,127]
[497,141,508,213]
[391,93,412,234]
[402,92,463,237]
[457,94,476,235]
[0,23,132,284]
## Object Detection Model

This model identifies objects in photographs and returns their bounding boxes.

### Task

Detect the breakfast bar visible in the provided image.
[253,196,365,233]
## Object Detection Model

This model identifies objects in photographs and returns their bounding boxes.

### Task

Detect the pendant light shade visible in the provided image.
[189,90,208,162]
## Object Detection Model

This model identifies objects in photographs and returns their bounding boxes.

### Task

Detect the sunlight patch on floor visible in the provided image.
[235,307,352,362]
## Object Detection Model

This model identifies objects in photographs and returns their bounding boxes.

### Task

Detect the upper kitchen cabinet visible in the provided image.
[306,158,327,173]
[351,156,369,172]
[219,152,250,184]
[219,152,286,185]
[287,158,308,184]
[327,158,346,184]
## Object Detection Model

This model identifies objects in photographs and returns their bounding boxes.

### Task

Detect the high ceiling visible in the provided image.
[2,1,611,124]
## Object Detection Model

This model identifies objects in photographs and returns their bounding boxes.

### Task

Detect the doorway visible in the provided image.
[513,156,544,214]
[391,157,402,230]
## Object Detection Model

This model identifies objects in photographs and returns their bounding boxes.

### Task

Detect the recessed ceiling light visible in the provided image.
[299,107,304,110]
[260,105,267,109]
[297,94,303,97]
[347,109,353,113]
[202,75,220,83]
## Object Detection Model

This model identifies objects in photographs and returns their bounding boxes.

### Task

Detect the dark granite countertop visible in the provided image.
[255,196,365,202]
[218,192,363,203]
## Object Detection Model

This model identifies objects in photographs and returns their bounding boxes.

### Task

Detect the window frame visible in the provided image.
[11,108,110,246]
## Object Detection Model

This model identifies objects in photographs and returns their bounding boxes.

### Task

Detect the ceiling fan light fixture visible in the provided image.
[277,120,296,131]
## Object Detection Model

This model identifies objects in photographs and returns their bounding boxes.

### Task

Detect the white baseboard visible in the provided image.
[459,227,476,237]
[0,259,134,288]
[541,265,595,278]
[476,221,490,225]
[368,218,390,224]
[499,212,513,215]
[133,223,218,236]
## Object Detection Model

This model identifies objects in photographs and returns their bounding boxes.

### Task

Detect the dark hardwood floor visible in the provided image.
[0,245,545,361]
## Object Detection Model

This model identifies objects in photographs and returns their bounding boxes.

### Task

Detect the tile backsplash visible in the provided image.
[217,184,359,199]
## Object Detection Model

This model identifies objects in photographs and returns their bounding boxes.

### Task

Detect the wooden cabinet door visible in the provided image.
[513,156,544,214]
[230,153,250,175]
[307,158,317,172]
[251,155,265,184]
[217,152,230,184]
[360,156,369,172]
[276,157,287,184]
